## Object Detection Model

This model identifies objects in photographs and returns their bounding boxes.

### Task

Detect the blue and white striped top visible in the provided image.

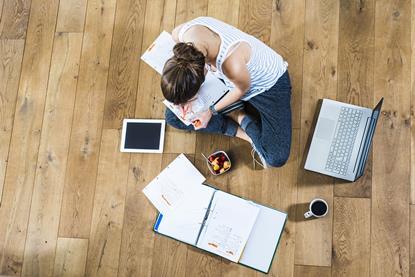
[178,17,288,100]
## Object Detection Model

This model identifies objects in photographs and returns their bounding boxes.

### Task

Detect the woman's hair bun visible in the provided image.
[173,42,205,63]
[160,42,206,105]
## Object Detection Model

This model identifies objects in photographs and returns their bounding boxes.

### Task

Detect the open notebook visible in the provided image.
[146,154,287,273]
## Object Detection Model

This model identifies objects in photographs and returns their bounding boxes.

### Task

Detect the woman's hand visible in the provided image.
[192,109,212,130]
[179,102,193,118]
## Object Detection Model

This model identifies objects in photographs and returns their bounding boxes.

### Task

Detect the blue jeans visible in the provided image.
[165,70,292,167]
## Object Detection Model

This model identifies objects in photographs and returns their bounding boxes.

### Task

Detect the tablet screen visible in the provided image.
[121,119,165,153]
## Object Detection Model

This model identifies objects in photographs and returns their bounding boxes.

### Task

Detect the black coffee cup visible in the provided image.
[304,198,328,218]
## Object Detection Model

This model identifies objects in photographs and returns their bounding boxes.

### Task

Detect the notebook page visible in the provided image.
[239,205,287,273]
[194,72,229,109]
[141,31,175,74]
[142,154,205,215]
[196,191,260,262]
[155,185,216,245]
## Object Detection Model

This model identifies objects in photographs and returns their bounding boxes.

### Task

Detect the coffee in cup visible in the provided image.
[304,198,328,218]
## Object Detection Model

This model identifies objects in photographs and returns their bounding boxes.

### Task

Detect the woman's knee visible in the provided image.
[165,109,176,124]
[264,145,291,167]
[165,109,183,128]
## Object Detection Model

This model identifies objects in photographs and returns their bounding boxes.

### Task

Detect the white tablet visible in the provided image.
[120,119,165,153]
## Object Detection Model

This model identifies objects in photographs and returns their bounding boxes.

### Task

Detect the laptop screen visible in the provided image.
[357,98,384,177]
[371,98,383,122]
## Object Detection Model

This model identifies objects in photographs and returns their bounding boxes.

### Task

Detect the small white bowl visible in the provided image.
[206,151,231,176]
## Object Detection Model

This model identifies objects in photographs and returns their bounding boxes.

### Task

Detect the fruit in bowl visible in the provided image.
[207,151,231,175]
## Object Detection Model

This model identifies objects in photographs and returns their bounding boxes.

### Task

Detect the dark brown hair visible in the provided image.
[161,42,205,105]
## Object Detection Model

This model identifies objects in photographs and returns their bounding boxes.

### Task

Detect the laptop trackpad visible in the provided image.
[315,118,335,141]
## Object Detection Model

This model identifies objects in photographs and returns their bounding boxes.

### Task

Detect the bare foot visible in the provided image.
[227,109,247,125]
[235,127,252,143]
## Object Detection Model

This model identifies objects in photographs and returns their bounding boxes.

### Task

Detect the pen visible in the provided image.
[213,90,230,107]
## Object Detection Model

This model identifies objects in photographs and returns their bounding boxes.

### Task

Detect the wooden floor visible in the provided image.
[0,0,414,276]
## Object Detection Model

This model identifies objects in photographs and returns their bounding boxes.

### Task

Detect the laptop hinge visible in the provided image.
[356,117,376,179]
[353,117,370,174]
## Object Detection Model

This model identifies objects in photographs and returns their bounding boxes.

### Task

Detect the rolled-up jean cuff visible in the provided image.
[224,119,238,137]
[240,115,255,131]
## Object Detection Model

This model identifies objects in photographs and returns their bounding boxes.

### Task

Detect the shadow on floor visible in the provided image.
[287,202,321,223]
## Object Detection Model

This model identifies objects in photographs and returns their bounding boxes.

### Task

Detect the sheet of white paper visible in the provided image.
[141,31,175,74]
[238,205,287,273]
[155,185,216,245]
[142,154,205,215]
[197,191,259,262]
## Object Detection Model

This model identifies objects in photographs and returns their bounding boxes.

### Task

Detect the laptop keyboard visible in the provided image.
[325,107,363,175]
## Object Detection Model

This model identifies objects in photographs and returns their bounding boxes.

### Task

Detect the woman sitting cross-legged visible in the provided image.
[161,17,292,168]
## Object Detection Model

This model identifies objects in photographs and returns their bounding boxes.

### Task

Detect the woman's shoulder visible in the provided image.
[172,17,218,42]
[172,24,184,42]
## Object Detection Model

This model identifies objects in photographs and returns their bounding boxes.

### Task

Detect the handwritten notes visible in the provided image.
[197,191,260,262]
[142,154,205,215]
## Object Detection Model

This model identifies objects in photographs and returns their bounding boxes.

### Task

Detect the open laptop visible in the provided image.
[305,98,383,181]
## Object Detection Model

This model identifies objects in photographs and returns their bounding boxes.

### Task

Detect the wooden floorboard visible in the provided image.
[238,0,272,44]
[0,0,413,276]
[371,0,411,276]
[332,197,371,277]
[117,154,162,277]
[56,0,87,33]
[22,32,83,277]
[53,238,88,277]
[0,0,4,24]
[0,39,25,205]
[58,0,118,238]
[102,0,147,129]
[207,0,240,24]
[411,0,415,206]
[0,0,59,274]
[85,129,130,276]
[0,0,31,39]
[410,205,414,277]
[294,265,331,277]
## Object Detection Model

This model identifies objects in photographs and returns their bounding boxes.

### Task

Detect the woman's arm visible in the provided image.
[213,53,251,111]
[192,52,250,130]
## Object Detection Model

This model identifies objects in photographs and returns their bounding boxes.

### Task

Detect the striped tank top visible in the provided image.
[178,17,288,100]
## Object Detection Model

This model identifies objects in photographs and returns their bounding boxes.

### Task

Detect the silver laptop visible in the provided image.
[305,98,383,181]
